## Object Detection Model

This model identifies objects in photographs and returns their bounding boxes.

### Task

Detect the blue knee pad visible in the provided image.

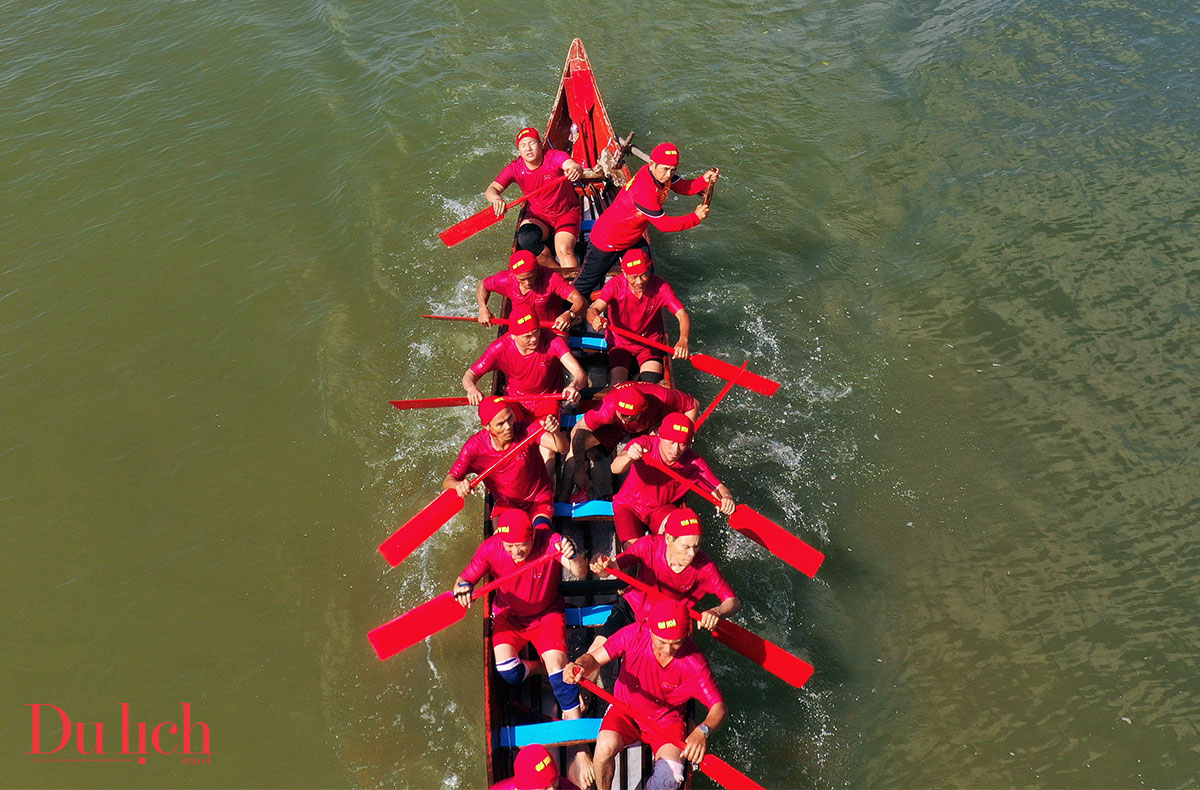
[496,657,527,685]
[532,514,552,528]
[549,670,581,713]
[516,224,544,256]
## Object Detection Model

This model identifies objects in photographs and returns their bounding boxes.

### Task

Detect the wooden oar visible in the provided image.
[439,175,569,247]
[576,678,763,790]
[377,427,545,566]
[649,460,824,578]
[603,565,814,688]
[694,362,747,430]
[702,167,719,207]
[369,550,562,660]
[605,324,779,397]
[389,394,566,411]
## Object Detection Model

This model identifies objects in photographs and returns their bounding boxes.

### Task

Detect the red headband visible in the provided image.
[648,598,690,640]
[478,396,510,427]
[507,307,539,336]
[658,412,694,445]
[513,743,557,789]
[515,127,541,146]
[493,507,534,543]
[509,250,537,274]
[620,248,651,275]
[650,142,680,166]
[664,507,702,539]
[611,384,648,416]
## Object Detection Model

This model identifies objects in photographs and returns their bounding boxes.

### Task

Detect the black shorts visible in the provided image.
[573,238,651,300]
[597,595,636,640]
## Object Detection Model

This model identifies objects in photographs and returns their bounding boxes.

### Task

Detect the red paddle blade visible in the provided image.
[698,753,765,790]
[378,489,464,566]
[368,592,466,661]
[690,354,780,397]
[729,505,824,578]
[389,397,470,410]
[439,208,503,247]
[711,620,814,689]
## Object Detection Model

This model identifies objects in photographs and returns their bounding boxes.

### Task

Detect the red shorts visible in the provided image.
[600,706,685,758]
[613,503,677,544]
[524,208,582,239]
[506,394,563,420]
[607,345,664,373]
[493,609,567,655]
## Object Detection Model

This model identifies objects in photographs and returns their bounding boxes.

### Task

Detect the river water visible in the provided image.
[4,1,1198,788]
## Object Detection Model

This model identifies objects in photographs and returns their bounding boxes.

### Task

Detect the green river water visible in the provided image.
[4,1,1198,788]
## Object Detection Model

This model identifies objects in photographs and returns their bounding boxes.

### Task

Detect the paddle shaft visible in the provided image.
[576,678,763,790]
[439,175,569,246]
[603,324,778,397]
[420,314,568,336]
[468,426,545,493]
[694,362,748,430]
[389,394,566,411]
[603,565,814,689]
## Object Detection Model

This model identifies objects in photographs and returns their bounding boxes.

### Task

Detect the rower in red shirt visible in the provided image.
[587,248,691,386]
[454,508,586,724]
[572,142,719,299]
[463,305,586,477]
[444,398,568,524]
[567,381,698,497]
[610,413,735,548]
[478,250,585,330]
[587,507,740,652]
[486,127,585,275]
[564,598,727,790]
[488,744,582,790]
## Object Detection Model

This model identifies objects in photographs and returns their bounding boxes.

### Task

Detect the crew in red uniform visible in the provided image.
[463,305,586,477]
[609,413,735,548]
[478,250,585,330]
[454,509,586,724]
[444,398,568,525]
[587,507,740,652]
[572,142,719,299]
[567,382,699,497]
[486,127,585,274]
[564,598,727,790]
[587,248,691,385]
[488,743,583,790]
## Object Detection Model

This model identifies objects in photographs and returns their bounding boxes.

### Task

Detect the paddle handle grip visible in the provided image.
[650,459,721,508]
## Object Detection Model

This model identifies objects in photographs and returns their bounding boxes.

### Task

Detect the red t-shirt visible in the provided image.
[605,622,723,726]
[616,535,735,621]
[582,382,695,438]
[460,527,564,621]
[483,268,578,325]
[494,149,577,219]
[469,333,571,398]
[596,274,684,349]
[449,422,551,508]
[612,436,722,520]
[588,165,707,251]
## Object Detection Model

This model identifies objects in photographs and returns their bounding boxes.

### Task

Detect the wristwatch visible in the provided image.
[698,724,710,736]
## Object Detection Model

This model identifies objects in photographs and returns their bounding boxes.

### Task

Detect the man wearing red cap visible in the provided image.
[488,743,582,790]
[587,506,740,653]
[485,127,585,275]
[464,305,586,411]
[567,382,698,497]
[563,598,727,790]
[586,248,691,386]
[478,250,586,331]
[571,142,718,299]
[454,508,587,726]
[610,412,735,547]
[444,398,568,524]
